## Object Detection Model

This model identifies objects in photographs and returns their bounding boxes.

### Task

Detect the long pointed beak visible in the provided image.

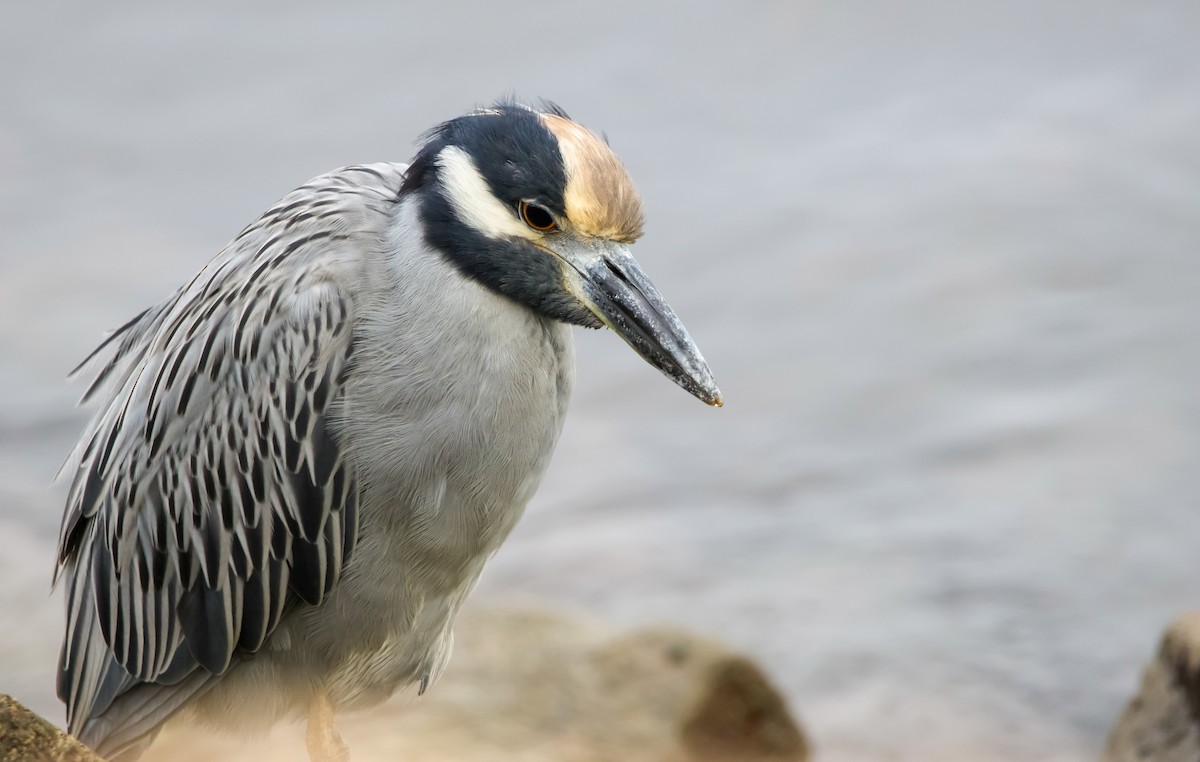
[568,243,722,407]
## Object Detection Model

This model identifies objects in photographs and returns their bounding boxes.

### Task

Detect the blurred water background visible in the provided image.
[2,1,1199,760]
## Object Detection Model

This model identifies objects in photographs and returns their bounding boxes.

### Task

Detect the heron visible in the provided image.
[55,100,721,761]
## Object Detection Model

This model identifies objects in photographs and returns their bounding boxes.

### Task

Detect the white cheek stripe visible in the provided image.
[436,146,534,240]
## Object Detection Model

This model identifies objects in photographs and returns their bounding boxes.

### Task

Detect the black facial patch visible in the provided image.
[400,101,601,328]
[401,101,568,215]
[417,182,601,328]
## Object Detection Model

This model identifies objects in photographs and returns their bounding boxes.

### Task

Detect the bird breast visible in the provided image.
[332,199,575,592]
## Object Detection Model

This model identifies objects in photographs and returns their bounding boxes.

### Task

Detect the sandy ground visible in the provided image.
[1,1,1199,760]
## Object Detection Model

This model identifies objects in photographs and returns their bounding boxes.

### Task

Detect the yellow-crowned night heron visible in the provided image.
[55,100,721,761]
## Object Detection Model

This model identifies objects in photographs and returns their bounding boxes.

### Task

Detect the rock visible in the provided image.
[0,694,105,762]
[1104,613,1200,762]
[144,604,809,761]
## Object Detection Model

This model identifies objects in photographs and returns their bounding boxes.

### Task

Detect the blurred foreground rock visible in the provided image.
[141,604,808,762]
[0,694,103,762]
[1104,613,1200,762]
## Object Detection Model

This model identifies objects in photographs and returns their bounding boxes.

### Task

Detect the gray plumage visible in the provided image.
[55,103,719,760]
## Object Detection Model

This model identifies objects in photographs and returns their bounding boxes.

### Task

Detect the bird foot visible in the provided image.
[306,690,351,762]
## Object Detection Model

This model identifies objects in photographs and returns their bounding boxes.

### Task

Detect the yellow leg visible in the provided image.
[305,689,350,762]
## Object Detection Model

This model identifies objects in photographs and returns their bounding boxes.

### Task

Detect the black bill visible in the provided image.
[578,248,722,407]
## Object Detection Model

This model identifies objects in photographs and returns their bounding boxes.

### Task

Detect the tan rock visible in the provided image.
[1104,613,1200,762]
[145,604,809,762]
[0,694,105,762]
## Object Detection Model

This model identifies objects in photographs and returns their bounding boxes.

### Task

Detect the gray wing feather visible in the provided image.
[55,163,407,754]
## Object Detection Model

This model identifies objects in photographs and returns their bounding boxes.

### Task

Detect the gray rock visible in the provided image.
[0,694,105,762]
[1105,614,1200,762]
[144,605,810,762]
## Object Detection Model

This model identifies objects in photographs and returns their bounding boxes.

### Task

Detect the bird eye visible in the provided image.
[519,201,558,232]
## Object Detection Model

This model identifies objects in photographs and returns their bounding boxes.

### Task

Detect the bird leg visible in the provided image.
[305,689,350,762]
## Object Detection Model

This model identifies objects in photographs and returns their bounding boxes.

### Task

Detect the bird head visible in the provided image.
[400,100,722,407]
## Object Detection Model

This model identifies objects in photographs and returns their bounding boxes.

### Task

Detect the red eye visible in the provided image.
[519,201,558,232]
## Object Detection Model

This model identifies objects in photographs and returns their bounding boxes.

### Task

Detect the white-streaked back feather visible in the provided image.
[56,163,408,757]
